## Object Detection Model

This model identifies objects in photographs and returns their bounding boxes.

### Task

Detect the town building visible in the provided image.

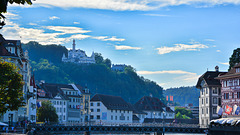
[134,96,175,123]
[196,66,226,128]
[0,35,36,125]
[216,63,240,117]
[37,82,90,124]
[62,39,95,64]
[111,64,126,72]
[90,94,133,124]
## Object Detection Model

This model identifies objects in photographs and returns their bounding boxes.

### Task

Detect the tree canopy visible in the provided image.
[229,48,240,71]
[175,107,193,119]
[37,101,58,123]
[0,59,25,114]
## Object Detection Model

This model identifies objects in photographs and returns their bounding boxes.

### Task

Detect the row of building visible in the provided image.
[0,35,174,125]
[197,64,240,128]
[37,81,175,124]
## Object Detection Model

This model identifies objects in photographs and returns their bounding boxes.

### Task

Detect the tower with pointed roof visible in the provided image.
[62,40,95,64]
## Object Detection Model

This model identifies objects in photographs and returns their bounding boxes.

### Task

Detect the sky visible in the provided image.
[1,0,240,89]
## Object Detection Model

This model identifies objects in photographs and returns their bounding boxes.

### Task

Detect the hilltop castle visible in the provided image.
[62,40,95,64]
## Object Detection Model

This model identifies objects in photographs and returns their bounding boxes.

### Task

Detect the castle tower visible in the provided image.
[73,39,76,51]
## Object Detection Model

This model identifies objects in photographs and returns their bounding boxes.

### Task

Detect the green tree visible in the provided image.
[175,107,194,119]
[103,58,111,68]
[176,112,183,119]
[94,53,104,64]
[229,48,240,71]
[0,59,25,114]
[37,101,58,123]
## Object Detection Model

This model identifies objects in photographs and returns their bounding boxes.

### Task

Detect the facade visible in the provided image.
[134,96,175,123]
[90,94,133,124]
[216,63,240,117]
[0,35,36,125]
[196,66,225,128]
[37,82,90,124]
[62,39,95,64]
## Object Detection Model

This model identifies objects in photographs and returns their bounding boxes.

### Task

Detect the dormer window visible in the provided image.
[236,68,240,73]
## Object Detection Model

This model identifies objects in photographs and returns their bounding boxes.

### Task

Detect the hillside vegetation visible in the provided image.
[164,86,200,106]
[22,41,163,103]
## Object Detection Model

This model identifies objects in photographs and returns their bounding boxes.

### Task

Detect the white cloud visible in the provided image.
[27,0,240,11]
[115,45,142,50]
[156,43,208,54]
[49,16,60,20]
[216,50,221,52]
[0,20,90,45]
[92,36,125,41]
[205,39,215,42]
[219,62,229,65]
[28,23,37,25]
[74,22,80,24]
[47,26,91,34]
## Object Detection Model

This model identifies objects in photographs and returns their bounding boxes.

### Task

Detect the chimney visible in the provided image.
[215,66,219,72]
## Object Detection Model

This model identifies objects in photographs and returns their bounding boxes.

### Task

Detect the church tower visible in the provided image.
[73,39,76,51]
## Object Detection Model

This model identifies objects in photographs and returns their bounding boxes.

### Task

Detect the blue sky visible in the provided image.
[1,0,240,89]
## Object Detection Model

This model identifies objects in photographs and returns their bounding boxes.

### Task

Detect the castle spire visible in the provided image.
[73,39,76,51]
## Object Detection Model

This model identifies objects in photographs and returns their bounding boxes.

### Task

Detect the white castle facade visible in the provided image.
[62,40,95,64]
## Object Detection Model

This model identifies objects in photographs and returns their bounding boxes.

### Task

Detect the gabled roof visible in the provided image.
[134,96,173,112]
[215,63,240,79]
[38,83,70,100]
[91,94,133,111]
[196,71,226,88]
[75,84,91,94]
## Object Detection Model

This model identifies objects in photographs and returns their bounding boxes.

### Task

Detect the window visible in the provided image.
[202,98,204,104]
[97,115,100,119]
[64,108,65,112]
[91,109,94,112]
[63,115,65,120]
[97,103,100,106]
[206,108,208,114]
[111,115,113,120]
[224,93,229,99]
[64,101,65,105]
[202,108,204,114]
[111,110,113,113]
[60,108,62,112]
[213,98,217,104]
[115,116,117,120]
[206,88,208,94]
[73,98,75,102]
[206,98,208,104]
[60,101,62,105]
[213,107,217,114]
[90,103,93,106]
[97,109,100,112]
[213,88,217,94]
[127,116,129,120]
[232,92,235,99]
[238,92,240,98]
[90,115,94,119]
[70,105,71,108]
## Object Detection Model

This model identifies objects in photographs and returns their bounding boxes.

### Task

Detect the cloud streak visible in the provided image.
[115,45,142,50]
[49,16,60,20]
[156,43,208,54]
[26,0,240,11]
[92,36,125,41]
